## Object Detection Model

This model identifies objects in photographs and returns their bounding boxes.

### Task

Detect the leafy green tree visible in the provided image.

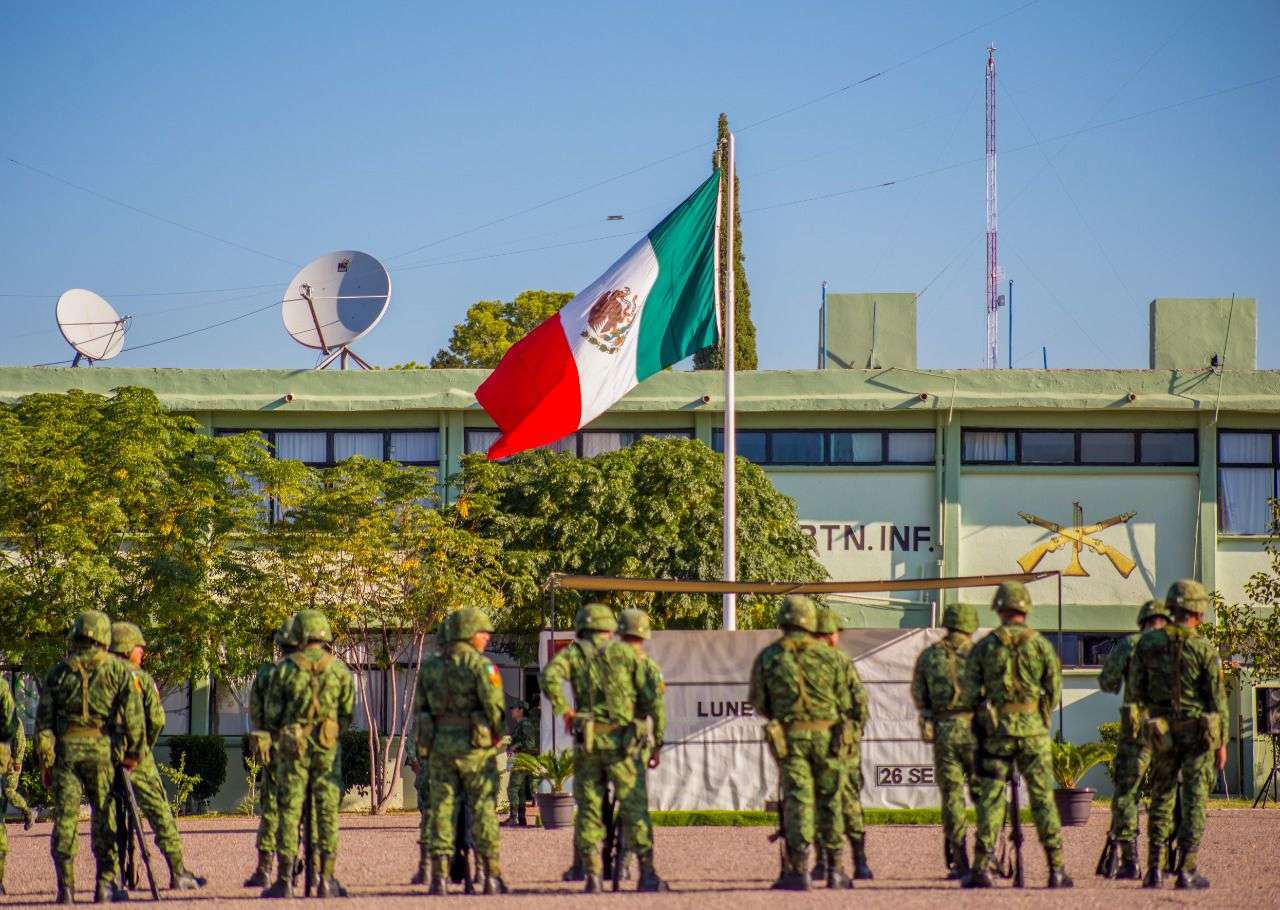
[1206,504,1280,684]
[453,437,825,635]
[694,113,758,371]
[259,456,504,813]
[430,290,574,368]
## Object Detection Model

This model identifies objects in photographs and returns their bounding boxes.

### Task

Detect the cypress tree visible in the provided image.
[695,113,758,370]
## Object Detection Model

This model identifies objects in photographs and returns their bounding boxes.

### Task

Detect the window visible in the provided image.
[1219,431,1279,534]
[334,432,384,462]
[465,430,501,455]
[465,428,693,458]
[963,429,1196,466]
[1052,632,1127,668]
[275,431,327,464]
[714,429,934,466]
[390,432,439,465]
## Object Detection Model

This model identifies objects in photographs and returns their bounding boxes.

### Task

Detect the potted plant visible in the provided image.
[514,749,575,829]
[1050,739,1114,825]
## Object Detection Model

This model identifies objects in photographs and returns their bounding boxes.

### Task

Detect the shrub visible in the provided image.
[1097,722,1121,782]
[340,730,372,795]
[166,734,227,803]
[157,752,201,816]
[513,749,574,793]
[18,766,51,812]
[1050,739,1115,789]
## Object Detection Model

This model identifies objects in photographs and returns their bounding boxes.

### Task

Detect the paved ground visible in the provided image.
[3,809,1277,907]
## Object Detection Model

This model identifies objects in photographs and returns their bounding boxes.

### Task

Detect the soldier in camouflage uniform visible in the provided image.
[748,595,851,891]
[416,606,508,895]
[617,608,666,878]
[810,606,871,885]
[504,700,539,826]
[0,673,33,895]
[108,623,205,890]
[1128,579,1228,890]
[541,603,667,893]
[1096,598,1170,879]
[262,610,355,899]
[911,603,979,879]
[960,582,1072,889]
[244,618,298,888]
[35,610,146,904]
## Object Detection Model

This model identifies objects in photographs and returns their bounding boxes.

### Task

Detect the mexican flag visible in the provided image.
[475,171,722,460]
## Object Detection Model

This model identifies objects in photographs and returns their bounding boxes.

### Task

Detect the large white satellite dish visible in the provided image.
[56,289,129,366]
[282,250,390,370]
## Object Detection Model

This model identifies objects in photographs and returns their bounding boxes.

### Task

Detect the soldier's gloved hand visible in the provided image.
[562,709,576,735]
[1215,745,1227,770]
[918,717,935,744]
[120,756,139,771]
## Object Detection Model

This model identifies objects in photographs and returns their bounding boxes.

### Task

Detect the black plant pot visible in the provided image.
[1053,787,1095,826]
[536,792,575,829]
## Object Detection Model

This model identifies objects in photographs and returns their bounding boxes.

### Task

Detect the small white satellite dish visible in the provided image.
[282,250,390,370]
[56,289,129,366]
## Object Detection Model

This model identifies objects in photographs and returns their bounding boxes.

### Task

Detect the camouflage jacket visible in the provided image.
[960,622,1060,738]
[1128,625,1228,737]
[114,659,167,751]
[637,651,667,750]
[830,644,868,733]
[35,643,145,760]
[509,715,540,754]
[911,631,973,721]
[0,679,25,770]
[265,645,355,745]
[749,631,848,725]
[1097,633,1139,702]
[416,641,505,756]
[248,659,276,731]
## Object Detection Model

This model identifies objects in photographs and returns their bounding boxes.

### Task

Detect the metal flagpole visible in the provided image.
[722,131,737,631]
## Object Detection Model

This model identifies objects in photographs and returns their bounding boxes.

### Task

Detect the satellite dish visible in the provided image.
[56,289,129,366]
[282,250,390,370]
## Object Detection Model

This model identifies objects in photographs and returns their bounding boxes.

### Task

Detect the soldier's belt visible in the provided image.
[784,719,835,733]
[593,722,621,734]
[62,723,106,738]
[436,714,471,727]
[997,701,1040,716]
[934,709,973,719]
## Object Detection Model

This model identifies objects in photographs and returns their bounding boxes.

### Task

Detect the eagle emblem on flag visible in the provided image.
[581,287,637,354]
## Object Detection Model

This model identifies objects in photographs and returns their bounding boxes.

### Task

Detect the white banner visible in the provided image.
[538,627,951,810]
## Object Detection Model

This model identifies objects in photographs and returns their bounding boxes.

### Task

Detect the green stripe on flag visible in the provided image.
[635,170,722,380]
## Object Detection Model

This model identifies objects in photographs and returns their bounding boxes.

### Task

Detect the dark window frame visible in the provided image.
[464,428,695,457]
[961,428,1197,467]
[712,428,936,466]
[1052,631,1128,669]
[217,428,441,467]
[1217,430,1280,533]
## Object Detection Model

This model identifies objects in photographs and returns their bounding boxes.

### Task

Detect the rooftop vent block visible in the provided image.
[822,292,917,370]
[1149,298,1256,371]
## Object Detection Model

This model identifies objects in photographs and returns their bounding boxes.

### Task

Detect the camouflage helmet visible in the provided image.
[294,609,332,644]
[776,594,817,633]
[942,603,979,634]
[815,606,840,635]
[70,610,112,648]
[575,602,617,634]
[109,621,146,657]
[1136,599,1172,626]
[618,608,652,640]
[274,616,301,650]
[1165,579,1210,615]
[992,581,1033,615]
[510,699,529,712]
[452,607,495,641]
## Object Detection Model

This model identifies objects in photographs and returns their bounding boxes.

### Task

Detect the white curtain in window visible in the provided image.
[888,433,935,463]
[465,430,500,454]
[334,432,384,461]
[963,431,1014,461]
[1220,432,1271,464]
[830,433,880,462]
[581,432,625,457]
[389,431,438,463]
[1220,467,1273,534]
[351,669,386,733]
[544,435,578,456]
[275,431,327,463]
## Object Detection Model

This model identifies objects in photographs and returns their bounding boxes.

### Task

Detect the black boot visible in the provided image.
[244,850,273,888]
[261,855,295,899]
[946,840,970,880]
[636,852,669,892]
[826,850,852,890]
[1048,868,1074,889]
[562,857,585,881]
[1143,843,1163,889]
[771,848,810,891]
[1175,848,1209,890]
[427,856,449,896]
[316,855,347,898]
[852,834,873,880]
[809,852,827,883]
[482,857,510,895]
[962,853,993,890]
[92,881,128,903]
[167,856,206,890]
[584,874,603,893]
[410,843,430,885]
[1115,839,1141,880]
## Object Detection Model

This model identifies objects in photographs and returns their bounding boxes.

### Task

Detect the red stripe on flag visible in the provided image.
[474,315,582,460]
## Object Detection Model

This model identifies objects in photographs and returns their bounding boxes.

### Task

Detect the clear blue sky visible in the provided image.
[2,1,1277,371]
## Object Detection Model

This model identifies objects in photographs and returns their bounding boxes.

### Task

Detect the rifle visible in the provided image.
[1096,835,1119,878]
[1017,512,1137,577]
[1164,787,1181,873]
[1009,771,1025,888]
[302,787,316,896]
[116,767,160,900]
[601,788,623,891]
[449,788,476,893]
[766,787,787,879]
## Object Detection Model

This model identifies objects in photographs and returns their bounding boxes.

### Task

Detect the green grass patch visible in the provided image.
[652,808,1036,827]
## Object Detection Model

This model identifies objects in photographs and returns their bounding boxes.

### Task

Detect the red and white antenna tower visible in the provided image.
[984,45,1003,368]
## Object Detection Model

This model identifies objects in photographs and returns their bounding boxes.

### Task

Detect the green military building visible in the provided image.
[2,295,1275,804]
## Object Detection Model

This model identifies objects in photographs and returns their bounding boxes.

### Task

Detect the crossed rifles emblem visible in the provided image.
[1017,502,1137,578]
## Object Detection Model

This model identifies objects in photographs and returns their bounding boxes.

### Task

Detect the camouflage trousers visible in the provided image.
[506,768,532,820]
[129,751,184,865]
[776,730,842,861]
[413,764,430,846]
[573,744,650,876]
[837,748,864,838]
[49,736,119,888]
[1147,727,1212,872]
[931,718,976,852]
[972,733,1063,870]
[426,749,499,862]
[1108,734,1150,841]
[254,758,280,852]
[274,733,341,860]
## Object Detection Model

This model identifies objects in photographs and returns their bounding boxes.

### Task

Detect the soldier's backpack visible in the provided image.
[288,650,339,749]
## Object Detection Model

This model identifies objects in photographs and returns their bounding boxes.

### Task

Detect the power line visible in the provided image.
[5,158,300,269]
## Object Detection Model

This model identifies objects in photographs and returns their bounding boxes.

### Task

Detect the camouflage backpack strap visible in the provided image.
[306,652,336,723]
[778,636,818,725]
[994,625,1038,712]
[1169,626,1186,715]
[943,639,964,712]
